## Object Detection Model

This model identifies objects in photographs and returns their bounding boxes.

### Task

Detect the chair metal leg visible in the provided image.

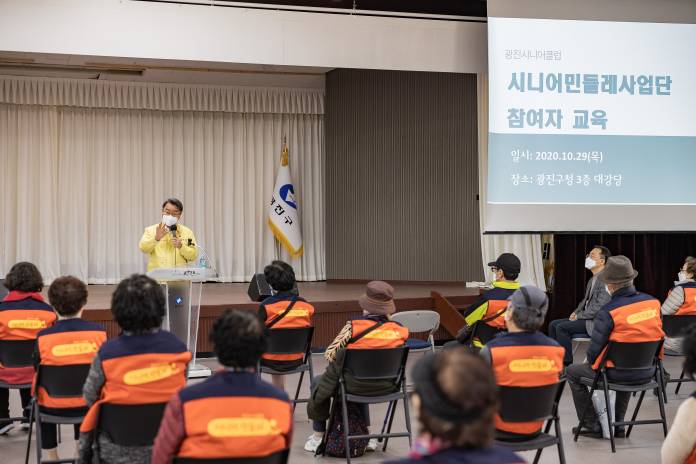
[24,400,35,464]
[379,400,395,450]
[554,416,567,464]
[402,383,413,448]
[657,381,668,437]
[602,375,615,453]
[340,386,351,464]
[292,371,305,413]
[626,390,646,438]
[35,406,43,464]
[657,361,668,404]
[675,368,685,395]
[382,400,398,452]
[532,416,555,463]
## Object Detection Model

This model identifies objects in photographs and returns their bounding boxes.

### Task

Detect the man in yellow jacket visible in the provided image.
[139,198,198,271]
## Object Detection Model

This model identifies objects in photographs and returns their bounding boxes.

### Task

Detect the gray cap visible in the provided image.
[509,285,549,318]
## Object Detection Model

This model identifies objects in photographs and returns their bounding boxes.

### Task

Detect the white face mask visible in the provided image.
[584,257,597,270]
[678,271,688,282]
[605,284,611,295]
[162,215,178,227]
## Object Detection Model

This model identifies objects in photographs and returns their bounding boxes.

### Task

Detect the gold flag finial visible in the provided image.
[281,136,289,166]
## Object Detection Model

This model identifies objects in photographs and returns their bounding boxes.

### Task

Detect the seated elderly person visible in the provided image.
[304,281,408,453]
[78,274,191,464]
[152,309,292,463]
[480,285,564,440]
[0,262,56,434]
[386,348,523,464]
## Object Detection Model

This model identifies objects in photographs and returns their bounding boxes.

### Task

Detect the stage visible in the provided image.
[81,281,480,351]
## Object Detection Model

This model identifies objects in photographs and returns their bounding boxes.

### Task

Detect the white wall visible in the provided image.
[0,0,487,74]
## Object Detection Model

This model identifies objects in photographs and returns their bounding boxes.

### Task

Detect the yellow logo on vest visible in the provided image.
[51,341,98,357]
[626,309,658,325]
[8,319,47,329]
[285,309,310,318]
[207,415,282,438]
[509,358,556,373]
[364,329,403,340]
[123,363,181,385]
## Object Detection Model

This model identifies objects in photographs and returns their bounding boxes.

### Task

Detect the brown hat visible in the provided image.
[358,281,396,316]
[598,255,638,285]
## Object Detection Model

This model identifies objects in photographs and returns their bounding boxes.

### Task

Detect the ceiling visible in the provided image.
[137,0,488,18]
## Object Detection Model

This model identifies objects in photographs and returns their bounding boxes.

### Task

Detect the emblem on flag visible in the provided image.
[268,138,303,257]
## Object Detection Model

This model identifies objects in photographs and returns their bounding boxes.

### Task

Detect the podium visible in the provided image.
[146,266,218,378]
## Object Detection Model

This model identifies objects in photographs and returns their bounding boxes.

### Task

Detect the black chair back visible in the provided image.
[498,383,560,423]
[265,327,313,356]
[343,347,409,381]
[0,339,35,368]
[662,315,696,338]
[602,340,663,370]
[175,449,289,464]
[98,402,167,446]
[473,323,504,346]
[37,364,91,398]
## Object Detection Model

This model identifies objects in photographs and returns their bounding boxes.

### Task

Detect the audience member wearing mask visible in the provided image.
[457,253,521,349]
[661,325,696,464]
[386,348,523,464]
[138,198,198,271]
[548,246,612,366]
[661,256,696,354]
[480,285,564,441]
[566,256,663,439]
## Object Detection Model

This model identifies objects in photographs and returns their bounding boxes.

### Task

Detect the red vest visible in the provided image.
[261,297,314,362]
[34,319,107,409]
[489,334,563,435]
[80,331,191,433]
[177,371,291,459]
[593,298,664,370]
[0,292,56,384]
[347,319,409,350]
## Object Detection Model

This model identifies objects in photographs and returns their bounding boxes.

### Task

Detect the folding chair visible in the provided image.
[0,340,36,422]
[495,381,566,464]
[174,449,289,464]
[322,347,412,464]
[24,364,92,464]
[259,327,314,412]
[573,340,667,453]
[571,334,592,358]
[391,311,440,354]
[98,402,168,447]
[469,322,504,351]
[662,315,696,394]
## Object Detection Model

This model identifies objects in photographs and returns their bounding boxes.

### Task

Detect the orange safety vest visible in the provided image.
[675,283,696,316]
[80,330,191,433]
[483,300,510,329]
[347,318,409,350]
[592,297,664,370]
[488,333,564,435]
[33,319,107,409]
[177,371,292,459]
[0,292,56,384]
[261,296,315,362]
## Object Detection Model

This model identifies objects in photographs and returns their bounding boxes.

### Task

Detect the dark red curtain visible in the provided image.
[548,233,696,323]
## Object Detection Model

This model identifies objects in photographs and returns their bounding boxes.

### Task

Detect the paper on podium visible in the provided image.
[146,266,218,282]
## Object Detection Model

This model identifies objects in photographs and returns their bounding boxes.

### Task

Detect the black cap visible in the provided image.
[487,253,521,275]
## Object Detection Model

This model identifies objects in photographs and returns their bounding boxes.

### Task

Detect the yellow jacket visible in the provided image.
[139,223,198,271]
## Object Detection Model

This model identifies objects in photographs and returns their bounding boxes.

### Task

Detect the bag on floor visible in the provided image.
[323,401,369,458]
[591,389,616,439]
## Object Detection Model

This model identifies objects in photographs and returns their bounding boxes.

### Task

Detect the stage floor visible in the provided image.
[80,281,480,350]
[82,281,478,310]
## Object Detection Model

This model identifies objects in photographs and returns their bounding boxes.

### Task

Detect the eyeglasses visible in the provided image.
[163,208,181,217]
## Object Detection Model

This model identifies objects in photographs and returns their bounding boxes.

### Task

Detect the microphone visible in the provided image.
[169,224,177,237]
